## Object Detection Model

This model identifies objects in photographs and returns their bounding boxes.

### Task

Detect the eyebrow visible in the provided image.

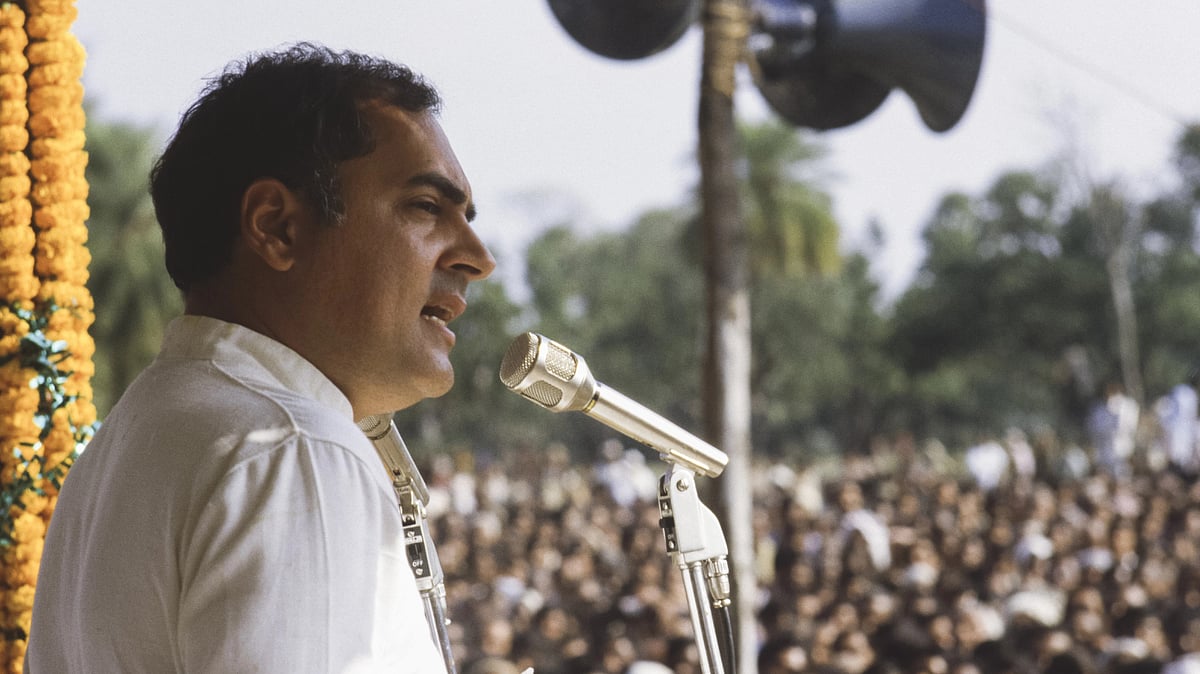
[409,172,477,222]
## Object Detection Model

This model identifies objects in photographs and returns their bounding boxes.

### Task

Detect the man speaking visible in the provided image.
[26,43,495,673]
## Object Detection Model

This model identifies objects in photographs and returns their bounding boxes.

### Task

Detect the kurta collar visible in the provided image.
[158,315,355,420]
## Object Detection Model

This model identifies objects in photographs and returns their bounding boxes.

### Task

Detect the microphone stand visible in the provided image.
[358,415,457,674]
[657,462,735,674]
[396,466,455,674]
[497,332,733,671]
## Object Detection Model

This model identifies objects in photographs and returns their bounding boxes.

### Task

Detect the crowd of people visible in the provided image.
[419,425,1200,674]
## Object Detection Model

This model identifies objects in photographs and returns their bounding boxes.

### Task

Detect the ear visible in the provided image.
[240,178,311,272]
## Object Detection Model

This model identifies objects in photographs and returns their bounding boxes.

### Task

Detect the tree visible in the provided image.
[1175,123,1200,202]
[511,118,886,462]
[890,169,1106,445]
[740,119,840,280]
[888,122,1200,447]
[513,209,706,455]
[1131,123,1200,396]
[84,113,181,417]
[752,252,900,456]
[1080,182,1144,403]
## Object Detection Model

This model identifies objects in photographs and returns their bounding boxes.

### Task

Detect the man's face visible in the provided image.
[289,103,495,416]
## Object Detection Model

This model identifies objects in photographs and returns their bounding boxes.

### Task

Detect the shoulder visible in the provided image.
[87,353,390,505]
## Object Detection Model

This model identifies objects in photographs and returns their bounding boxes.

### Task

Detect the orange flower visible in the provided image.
[31,177,87,205]
[10,512,44,545]
[0,223,34,258]
[0,150,30,175]
[4,7,93,671]
[0,306,27,336]
[25,35,83,67]
[6,581,35,616]
[66,398,96,427]
[0,4,25,30]
[42,430,74,466]
[26,81,81,110]
[0,109,25,131]
[26,59,82,88]
[35,247,91,282]
[29,127,84,155]
[33,223,85,253]
[3,557,39,588]
[0,409,37,437]
[35,280,92,309]
[0,124,27,153]
[0,254,35,277]
[26,0,76,15]
[0,72,26,100]
[0,174,29,202]
[0,360,36,391]
[0,51,25,76]
[29,150,86,183]
[31,199,86,229]
[19,492,49,518]
[25,8,77,40]
[0,199,31,228]
[0,273,38,304]
[28,105,84,137]
[0,26,26,53]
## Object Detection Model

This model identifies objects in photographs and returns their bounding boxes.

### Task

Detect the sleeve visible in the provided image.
[176,434,447,674]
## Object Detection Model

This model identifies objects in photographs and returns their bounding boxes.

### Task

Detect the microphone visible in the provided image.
[498,332,727,478]
[356,413,430,505]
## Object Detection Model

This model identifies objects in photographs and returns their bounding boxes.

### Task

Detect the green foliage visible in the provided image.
[84,112,181,417]
[490,121,884,460]
[0,303,97,548]
[889,123,1200,445]
[498,210,708,455]
[751,253,900,456]
[892,169,1108,444]
[739,120,840,278]
[1175,123,1200,201]
[78,105,1200,463]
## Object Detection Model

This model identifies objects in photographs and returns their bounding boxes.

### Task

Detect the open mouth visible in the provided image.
[421,304,452,328]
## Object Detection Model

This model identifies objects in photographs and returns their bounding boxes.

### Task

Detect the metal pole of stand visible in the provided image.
[658,463,733,673]
[400,495,456,674]
[358,415,459,674]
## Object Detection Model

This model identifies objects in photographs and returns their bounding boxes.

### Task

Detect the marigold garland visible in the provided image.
[0,1,94,671]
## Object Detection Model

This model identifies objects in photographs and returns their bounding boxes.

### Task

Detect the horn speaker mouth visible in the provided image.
[750,0,988,132]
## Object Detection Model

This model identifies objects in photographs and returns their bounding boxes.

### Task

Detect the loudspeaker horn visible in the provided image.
[749,0,987,132]
[547,0,700,60]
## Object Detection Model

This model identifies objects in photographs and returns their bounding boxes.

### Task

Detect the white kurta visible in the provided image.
[27,316,446,673]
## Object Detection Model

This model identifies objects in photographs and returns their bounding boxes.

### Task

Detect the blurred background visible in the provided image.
[73,2,1200,672]
[77,0,1200,457]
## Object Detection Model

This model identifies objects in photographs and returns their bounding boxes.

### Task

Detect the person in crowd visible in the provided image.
[964,435,1009,493]
[27,43,494,672]
[1156,370,1200,477]
[418,425,1200,674]
[1089,381,1140,478]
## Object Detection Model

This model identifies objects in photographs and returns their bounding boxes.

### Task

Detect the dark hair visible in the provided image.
[149,42,441,291]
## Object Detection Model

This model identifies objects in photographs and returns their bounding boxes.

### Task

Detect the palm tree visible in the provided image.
[740,119,840,280]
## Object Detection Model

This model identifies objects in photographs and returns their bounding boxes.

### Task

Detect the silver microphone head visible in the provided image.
[499,333,599,413]
[356,413,391,440]
[355,413,430,505]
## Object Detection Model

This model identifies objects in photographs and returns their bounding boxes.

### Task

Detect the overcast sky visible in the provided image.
[74,1,1200,298]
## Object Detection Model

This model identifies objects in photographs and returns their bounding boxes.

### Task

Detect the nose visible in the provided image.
[445,222,497,281]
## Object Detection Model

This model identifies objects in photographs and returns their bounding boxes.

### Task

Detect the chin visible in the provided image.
[426,381,454,400]
[368,372,453,414]
[418,368,455,400]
